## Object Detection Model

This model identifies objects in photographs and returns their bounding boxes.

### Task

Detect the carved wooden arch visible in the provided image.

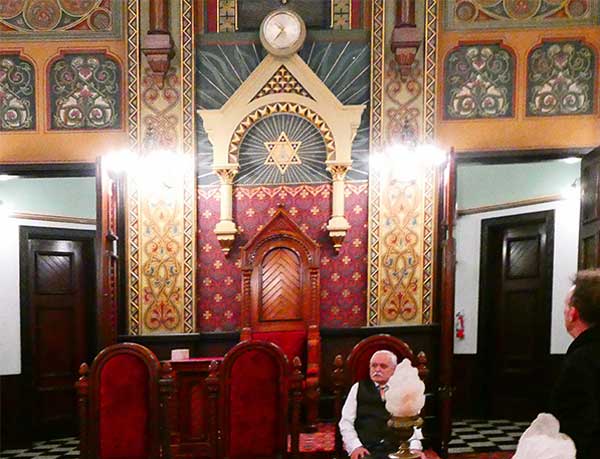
[240,206,320,336]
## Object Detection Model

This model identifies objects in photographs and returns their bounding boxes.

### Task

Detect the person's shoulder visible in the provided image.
[564,342,600,370]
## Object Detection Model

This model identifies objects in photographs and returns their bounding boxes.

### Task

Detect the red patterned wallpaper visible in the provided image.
[197,183,368,331]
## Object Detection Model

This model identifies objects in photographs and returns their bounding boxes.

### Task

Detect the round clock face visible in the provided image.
[260,10,306,56]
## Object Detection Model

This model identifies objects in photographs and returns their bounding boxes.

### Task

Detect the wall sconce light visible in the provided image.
[371,142,447,183]
[391,0,421,76]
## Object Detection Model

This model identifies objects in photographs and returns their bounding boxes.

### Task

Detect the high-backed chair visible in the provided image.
[76,343,172,459]
[332,334,428,456]
[209,340,302,459]
[240,206,321,427]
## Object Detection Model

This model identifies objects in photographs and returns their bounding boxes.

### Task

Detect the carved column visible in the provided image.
[391,0,420,75]
[326,163,351,252]
[142,0,174,87]
[214,166,239,255]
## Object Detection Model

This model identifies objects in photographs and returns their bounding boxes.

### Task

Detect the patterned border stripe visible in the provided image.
[422,0,439,325]
[424,0,438,140]
[367,0,385,326]
[127,0,141,334]
[181,0,196,333]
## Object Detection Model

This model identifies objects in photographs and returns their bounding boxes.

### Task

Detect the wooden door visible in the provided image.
[21,227,95,439]
[96,156,122,348]
[580,147,600,268]
[479,211,554,420]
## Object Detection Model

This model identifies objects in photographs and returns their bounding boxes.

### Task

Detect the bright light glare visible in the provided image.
[562,182,580,201]
[0,200,13,219]
[104,149,139,174]
[415,143,447,166]
[137,149,191,191]
[560,157,580,165]
[0,175,17,182]
[371,143,447,182]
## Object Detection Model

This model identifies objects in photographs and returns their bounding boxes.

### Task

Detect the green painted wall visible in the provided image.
[457,160,580,210]
[0,177,95,219]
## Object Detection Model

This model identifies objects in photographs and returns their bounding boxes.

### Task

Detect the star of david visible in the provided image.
[264,131,302,175]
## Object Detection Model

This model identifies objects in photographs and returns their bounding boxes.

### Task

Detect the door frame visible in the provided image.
[19,225,96,438]
[477,210,555,418]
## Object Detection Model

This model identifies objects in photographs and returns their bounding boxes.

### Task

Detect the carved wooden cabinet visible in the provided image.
[167,358,222,459]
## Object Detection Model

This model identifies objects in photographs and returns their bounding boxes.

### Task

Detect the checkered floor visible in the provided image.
[0,437,79,459]
[449,419,530,455]
[0,420,528,458]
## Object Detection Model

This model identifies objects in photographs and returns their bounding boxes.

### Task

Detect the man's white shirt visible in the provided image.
[339,382,424,455]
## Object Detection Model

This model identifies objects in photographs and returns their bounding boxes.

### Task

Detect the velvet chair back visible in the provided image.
[217,340,291,459]
[76,343,172,459]
[240,207,322,426]
[346,334,428,384]
[331,334,428,455]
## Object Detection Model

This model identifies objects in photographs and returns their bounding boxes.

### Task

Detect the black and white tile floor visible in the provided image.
[449,419,530,454]
[0,437,79,459]
[0,419,529,458]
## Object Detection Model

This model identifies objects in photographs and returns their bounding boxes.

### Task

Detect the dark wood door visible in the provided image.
[479,211,554,420]
[580,147,600,268]
[21,228,95,439]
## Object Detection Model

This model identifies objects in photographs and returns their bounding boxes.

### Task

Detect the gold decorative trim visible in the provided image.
[421,0,439,325]
[127,0,141,335]
[424,0,438,141]
[367,0,385,326]
[181,0,196,333]
[228,102,336,162]
[217,0,237,32]
[458,194,563,217]
[10,212,96,225]
[251,65,313,101]
[331,0,352,30]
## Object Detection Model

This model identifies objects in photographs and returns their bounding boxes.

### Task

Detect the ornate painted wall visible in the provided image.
[0,0,127,163]
[438,0,600,152]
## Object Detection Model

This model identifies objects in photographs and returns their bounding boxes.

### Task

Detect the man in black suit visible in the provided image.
[551,270,600,459]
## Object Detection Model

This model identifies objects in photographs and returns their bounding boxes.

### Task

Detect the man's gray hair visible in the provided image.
[370,350,398,367]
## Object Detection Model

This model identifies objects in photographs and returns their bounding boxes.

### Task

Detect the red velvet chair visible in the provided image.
[240,207,321,428]
[76,343,172,459]
[331,334,429,456]
[208,340,303,459]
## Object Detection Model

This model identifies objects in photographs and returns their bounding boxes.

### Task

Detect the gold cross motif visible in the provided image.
[264,131,302,175]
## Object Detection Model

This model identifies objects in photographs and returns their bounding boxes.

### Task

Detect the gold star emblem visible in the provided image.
[264,131,302,174]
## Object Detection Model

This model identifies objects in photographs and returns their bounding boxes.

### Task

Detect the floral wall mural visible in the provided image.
[444,0,599,30]
[0,53,35,131]
[49,52,121,130]
[444,43,514,120]
[0,0,122,39]
[527,40,596,116]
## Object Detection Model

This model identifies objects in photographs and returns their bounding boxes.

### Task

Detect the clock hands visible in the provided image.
[274,23,285,41]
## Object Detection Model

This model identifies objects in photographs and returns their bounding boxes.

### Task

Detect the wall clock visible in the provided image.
[259,9,306,57]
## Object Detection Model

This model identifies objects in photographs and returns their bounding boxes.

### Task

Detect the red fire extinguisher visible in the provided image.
[455,311,465,340]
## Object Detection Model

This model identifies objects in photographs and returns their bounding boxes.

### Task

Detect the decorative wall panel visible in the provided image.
[0,53,35,131]
[444,0,599,30]
[0,0,123,40]
[49,52,122,130]
[527,40,596,116]
[196,40,370,185]
[331,0,351,30]
[444,43,514,120]
[236,114,328,185]
[197,183,368,331]
[141,66,180,149]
